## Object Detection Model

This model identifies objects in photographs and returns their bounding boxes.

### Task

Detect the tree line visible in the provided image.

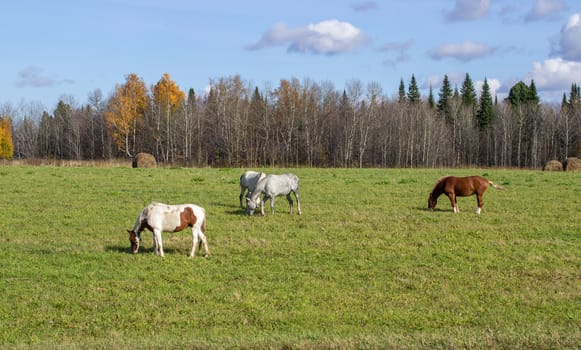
[2,73,580,168]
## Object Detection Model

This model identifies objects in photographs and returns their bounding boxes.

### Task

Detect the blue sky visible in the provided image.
[2,0,581,110]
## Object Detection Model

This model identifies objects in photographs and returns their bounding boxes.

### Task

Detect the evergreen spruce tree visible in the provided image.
[569,83,580,106]
[250,87,264,121]
[476,78,494,129]
[398,78,406,103]
[437,74,452,117]
[460,73,477,107]
[507,81,530,106]
[407,75,420,103]
[561,92,569,111]
[428,85,435,109]
[528,80,540,104]
[453,86,460,100]
[507,80,542,107]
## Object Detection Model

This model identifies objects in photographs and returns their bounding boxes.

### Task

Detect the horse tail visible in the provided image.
[488,181,504,190]
[200,211,207,234]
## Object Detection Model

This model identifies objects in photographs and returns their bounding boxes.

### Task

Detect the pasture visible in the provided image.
[0,166,579,349]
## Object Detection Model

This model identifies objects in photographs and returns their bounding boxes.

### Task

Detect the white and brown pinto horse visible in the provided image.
[428,176,504,214]
[128,203,209,257]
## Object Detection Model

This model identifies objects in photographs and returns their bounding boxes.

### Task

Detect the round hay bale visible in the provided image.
[132,153,157,168]
[543,159,563,171]
[563,157,581,172]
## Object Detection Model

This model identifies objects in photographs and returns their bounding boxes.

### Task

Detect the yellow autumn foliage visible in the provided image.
[105,73,149,156]
[0,117,14,160]
[152,73,185,110]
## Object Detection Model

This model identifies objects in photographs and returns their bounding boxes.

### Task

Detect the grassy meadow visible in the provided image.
[0,165,579,349]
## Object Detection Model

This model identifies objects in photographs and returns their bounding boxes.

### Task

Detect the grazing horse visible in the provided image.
[428,175,504,214]
[239,171,266,208]
[246,173,302,216]
[127,202,209,257]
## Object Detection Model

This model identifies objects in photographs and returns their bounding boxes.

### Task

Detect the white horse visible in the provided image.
[246,173,302,216]
[239,171,266,208]
[127,202,209,257]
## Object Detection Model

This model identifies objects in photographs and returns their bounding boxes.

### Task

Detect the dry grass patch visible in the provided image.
[543,159,563,171]
[564,157,581,171]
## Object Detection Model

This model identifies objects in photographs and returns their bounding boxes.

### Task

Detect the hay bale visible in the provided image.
[563,157,581,172]
[543,159,563,171]
[132,153,157,168]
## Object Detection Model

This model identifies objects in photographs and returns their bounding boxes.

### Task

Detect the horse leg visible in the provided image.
[476,193,484,214]
[294,190,302,215]
[151,232,158,255]
[239,187,245,208]
[270,195,276,215]
[286,193,293,214]
[447,193,458,213]
[190,228,199,258]
[153,229,164,257]
[198,231,209,257]
[260,195,267,216]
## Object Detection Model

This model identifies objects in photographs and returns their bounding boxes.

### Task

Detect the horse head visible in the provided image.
[246,197,258,215]
[246,195,263,215]
[427,195,437,210]
[127,230,141,254]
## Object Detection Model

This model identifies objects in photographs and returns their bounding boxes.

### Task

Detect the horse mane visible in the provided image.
[434,175,451,186]
[249,176,268,201]
[429,175,453,195]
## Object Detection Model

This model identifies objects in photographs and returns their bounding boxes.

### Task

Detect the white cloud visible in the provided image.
[423,75,442,90]
[525,0,566,22]
[429,41,495,61]
[420,72,468,90]
[444,0,490,22]
[379,39,413,53]
[15,66,74,88]
[351,1,379,13]
[247,20,368,55]
[553,13,581,61]
[476,78,502,98]
[380,39,413,67]
[527,58,581,91]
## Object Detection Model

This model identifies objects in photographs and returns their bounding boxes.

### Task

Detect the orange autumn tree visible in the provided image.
[105,73,149,157]
[151,73,185,162]
[0,117,14,160]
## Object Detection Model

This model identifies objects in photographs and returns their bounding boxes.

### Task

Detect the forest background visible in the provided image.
[1,72,580,168]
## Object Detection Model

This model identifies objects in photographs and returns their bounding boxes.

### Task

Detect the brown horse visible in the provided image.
[428,176,504,214]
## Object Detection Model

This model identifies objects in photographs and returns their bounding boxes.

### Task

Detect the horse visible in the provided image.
[127,202,209,257]
[427,175,504,214]
[239,171,266,208]
[246,173,302,216]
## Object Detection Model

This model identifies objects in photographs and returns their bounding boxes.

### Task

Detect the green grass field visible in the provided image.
[0,166,579,349]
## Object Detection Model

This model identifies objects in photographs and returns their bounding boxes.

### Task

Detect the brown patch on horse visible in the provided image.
[128,230,140,254]
[174,207,197,232]
[138,220,153,233]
